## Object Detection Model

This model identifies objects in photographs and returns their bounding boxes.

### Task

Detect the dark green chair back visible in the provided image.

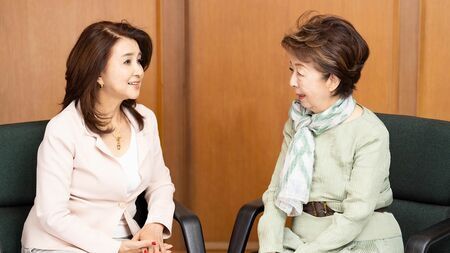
[378,114,450,252]
[0,121,48,253]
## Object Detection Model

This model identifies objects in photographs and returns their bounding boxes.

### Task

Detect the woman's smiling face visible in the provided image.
[288,54,341,113]
[97,37,144,103]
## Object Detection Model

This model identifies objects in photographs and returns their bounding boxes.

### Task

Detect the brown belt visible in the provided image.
[303,201,389,217]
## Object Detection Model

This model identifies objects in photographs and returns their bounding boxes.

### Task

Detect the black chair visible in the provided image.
[228,114,450,253]
[0,120,206,253]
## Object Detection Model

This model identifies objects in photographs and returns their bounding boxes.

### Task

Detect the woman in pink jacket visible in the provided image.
[21,21,175,253]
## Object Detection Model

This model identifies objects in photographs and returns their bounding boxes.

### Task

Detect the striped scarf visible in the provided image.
[275,96,356,216]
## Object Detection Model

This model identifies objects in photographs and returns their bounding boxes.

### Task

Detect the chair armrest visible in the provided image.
[228,198,264,253]
[174,200,206,253]
[405,218,450,253]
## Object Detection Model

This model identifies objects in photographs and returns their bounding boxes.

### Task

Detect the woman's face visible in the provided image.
[288,54,340,113]
[97,37,144,103]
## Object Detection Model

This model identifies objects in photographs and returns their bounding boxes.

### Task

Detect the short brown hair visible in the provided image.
[282,12,369,97]
[62,21,152,134]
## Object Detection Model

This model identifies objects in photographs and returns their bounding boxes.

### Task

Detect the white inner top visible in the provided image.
[113,126,141,238]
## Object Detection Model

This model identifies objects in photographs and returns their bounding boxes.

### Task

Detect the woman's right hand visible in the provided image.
[119,239,153,253]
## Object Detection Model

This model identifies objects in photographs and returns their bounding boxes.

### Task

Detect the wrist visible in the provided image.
[144,222,164,232]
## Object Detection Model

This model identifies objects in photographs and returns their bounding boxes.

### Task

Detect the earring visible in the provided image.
[98,82,104,88]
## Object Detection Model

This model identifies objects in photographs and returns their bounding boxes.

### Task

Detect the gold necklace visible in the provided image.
[111,114,122,150]
[111,128,121,150]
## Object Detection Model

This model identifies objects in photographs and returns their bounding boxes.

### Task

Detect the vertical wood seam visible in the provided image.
[398,0,420,115]
[156,0,164,135]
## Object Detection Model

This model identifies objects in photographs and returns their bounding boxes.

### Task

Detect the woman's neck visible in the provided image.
[96,99,123,128]
[311,96,340,114]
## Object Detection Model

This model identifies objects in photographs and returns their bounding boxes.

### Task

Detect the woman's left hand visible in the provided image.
[132,223,172,253]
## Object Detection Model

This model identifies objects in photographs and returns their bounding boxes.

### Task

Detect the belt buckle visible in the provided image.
[312,202,326,217]
[323,202,328,216]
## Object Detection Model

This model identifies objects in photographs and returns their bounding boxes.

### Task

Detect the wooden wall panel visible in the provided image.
[159,0,188,250]
[417,0,450,121]
[398,0,420,116]
[0,0,160,124]
[160,0,188,203]
[188,1,291,247]
[187,0,399,248]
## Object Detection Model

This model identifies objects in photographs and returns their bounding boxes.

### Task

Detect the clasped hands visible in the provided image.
[119,223,173,253]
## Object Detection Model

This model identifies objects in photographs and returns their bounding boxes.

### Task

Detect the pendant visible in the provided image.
[116,137,121,150]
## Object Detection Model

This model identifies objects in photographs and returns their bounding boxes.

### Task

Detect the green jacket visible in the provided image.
[257,107,402,253]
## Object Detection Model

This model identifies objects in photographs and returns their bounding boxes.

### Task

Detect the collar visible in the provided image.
[74,100,143,137]
[73,100,151,165]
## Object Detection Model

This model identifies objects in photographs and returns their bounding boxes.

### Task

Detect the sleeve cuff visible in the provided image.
[145,217,173,239]
[111,240,122,253]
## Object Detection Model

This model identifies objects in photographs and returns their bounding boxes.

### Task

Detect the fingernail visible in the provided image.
[151,241,157,246]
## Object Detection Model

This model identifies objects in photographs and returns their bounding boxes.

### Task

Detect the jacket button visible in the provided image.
[118,202,126,208]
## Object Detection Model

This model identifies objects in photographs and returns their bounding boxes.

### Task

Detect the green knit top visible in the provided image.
[257,107,402,253]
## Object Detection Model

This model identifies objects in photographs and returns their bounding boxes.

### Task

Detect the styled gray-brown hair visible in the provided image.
[282,12,369,97]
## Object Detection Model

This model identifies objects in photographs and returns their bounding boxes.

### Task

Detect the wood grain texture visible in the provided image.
[399,0,420,115]
[160,0,189,203]
[0,0,159,124]
[417,0,450,121]
[159,0,188,250]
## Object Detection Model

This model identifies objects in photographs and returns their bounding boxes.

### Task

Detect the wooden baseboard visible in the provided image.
[205,241,259,251]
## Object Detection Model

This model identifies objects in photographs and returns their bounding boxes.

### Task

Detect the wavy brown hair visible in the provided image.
[62,21,152,134]
[282,12,369,97]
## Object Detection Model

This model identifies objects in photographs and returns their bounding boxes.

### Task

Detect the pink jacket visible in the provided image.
[21,101,175,253]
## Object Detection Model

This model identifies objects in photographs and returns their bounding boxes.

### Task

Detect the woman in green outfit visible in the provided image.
[257,13,403,253]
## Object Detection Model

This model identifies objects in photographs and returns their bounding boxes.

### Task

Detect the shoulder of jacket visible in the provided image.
[357,107,389,138]
[45,103,80,139]
[135,104,156,120]
[134,104,159,135]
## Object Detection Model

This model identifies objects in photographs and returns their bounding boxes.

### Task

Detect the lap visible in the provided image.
[22,248,75,253]
[281,227,403,253]
[337,236,404,253]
